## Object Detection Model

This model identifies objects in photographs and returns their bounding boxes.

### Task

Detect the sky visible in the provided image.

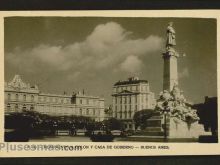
[4,17,217,105]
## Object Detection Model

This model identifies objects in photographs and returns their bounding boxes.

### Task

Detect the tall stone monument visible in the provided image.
[155,22,211,139]
[163,22,178,92]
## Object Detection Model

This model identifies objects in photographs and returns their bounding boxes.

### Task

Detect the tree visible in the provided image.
[103,118,123,130]
[194,97,217,136]
[133,109,155,129]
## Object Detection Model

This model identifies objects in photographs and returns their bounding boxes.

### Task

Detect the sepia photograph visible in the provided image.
[3,16,217,144]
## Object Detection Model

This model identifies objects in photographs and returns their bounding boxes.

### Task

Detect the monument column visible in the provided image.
[163,22,179,91]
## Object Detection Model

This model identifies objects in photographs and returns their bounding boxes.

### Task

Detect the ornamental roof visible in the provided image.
[114,78,148,86]
[7,75,38,90]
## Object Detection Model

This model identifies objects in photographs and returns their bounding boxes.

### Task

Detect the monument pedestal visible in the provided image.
[167,117,211,138]
[137,112,164,136]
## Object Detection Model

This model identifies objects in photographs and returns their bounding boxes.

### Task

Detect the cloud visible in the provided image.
[5,21,163,78]
[179,68,189,79]
[120,55,143,73]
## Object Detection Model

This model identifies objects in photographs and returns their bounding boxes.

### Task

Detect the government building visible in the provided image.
[4,75,105,121]
[112,77,156,130]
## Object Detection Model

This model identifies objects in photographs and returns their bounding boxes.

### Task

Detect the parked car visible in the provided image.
[90,130,114,142]
[110,130,123,137]
[56,130,70,136]
[75,129,87,136]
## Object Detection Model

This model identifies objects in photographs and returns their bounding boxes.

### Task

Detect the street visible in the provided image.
[29,136,125,142]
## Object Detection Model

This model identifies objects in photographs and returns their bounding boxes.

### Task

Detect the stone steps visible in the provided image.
[144,127,162,132]
[135,131,164,136]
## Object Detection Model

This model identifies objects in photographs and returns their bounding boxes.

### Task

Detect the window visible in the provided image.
[79,109,82,115]
[61,99,63,104]
[129,96,131,104]
[135,105,138,111]
[23,95,26,101]
[86,109,89,115]
[97,110,100,115]
[44,96,47,102]
[50,97,53,102]
[124,97,127,104]
[31,95,34,102]
[15,104,18,111]
[7,104,10,111]
[8,93,11,100]
[86,99,89,105]
[80,99,83,104]
[30,105,34,111]
[124,111,127,119]
[129,111,132,118]
[135,95,137,103]
[16,94,18,101]
[22,104,26,111]
[115,97,117,104]
[115,106,117,111]
[93,109,95,115]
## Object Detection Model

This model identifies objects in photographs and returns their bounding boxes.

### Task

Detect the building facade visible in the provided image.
[112,77,156,130]
[4,75,105,121]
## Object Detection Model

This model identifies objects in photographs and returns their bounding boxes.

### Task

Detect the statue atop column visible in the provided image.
[166,22,176,47]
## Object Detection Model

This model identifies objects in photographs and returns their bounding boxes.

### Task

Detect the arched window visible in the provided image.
[23,94,26,101]
[30,105,34,111]
[31,95,34,102]
[7,93,11,100]
[15,104,19,111]
[7,103,10,111]
[15,94,18,101]
[22,104,26,111]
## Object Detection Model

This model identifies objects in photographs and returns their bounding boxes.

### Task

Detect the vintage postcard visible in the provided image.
[0,10,219,157]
